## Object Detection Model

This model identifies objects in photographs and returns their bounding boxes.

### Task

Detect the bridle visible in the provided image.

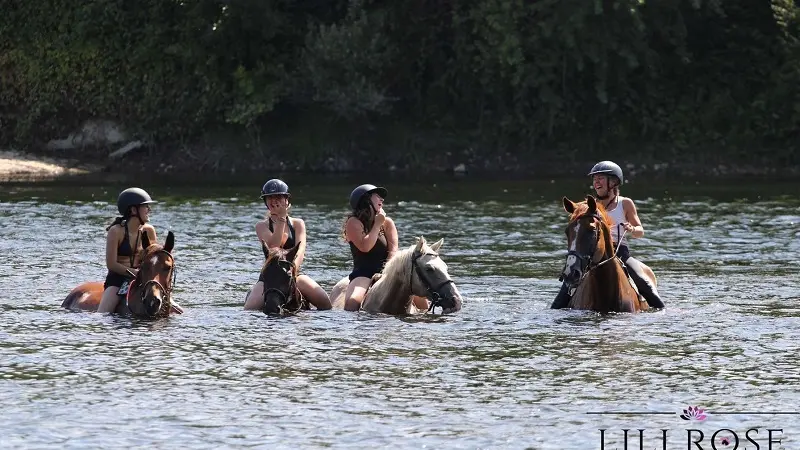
[410,250,456,313]
[560,213,627,293]
[128,248,176,317]
[262,259,305,315]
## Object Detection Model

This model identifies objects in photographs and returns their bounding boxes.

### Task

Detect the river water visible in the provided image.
[1,176,799,449]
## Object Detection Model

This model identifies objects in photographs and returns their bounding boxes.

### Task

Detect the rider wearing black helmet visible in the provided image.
[243,179,331,310]
[551,161,665,309]
[97,187,158,313]
[339,183,398,311]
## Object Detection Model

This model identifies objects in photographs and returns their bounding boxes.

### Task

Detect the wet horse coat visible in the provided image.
[329,236,463,315]
[61,231,181,317]
[561,196,649,313]
[257,241,307,316]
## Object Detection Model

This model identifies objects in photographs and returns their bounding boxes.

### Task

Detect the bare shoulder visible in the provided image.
[291,217,306,231]
[621,197,638,210]
[141,224,157,239]
[107,224,123,239]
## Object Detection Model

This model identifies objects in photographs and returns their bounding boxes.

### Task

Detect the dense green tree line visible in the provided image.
[1,0,798,164]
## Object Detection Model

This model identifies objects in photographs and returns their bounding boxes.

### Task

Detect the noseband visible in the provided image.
[262,260,305,315]
[411,251,455,313]
[560,213,627,289]
[128,249,176,317]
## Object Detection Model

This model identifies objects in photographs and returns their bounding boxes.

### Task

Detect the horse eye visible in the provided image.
[425,266,435,272]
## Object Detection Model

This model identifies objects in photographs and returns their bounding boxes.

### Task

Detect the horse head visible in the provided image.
[127,231,176,318]
[259,241,305,316]
[409,236,463,314]
[561,196,614,288]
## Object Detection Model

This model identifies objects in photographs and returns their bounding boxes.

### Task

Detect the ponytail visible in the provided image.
[106,216,126,231]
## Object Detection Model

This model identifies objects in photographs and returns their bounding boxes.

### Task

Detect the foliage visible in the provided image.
[0,0,797,162]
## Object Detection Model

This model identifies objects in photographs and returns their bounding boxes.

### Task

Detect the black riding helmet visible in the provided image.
[349,184,388,210]
[260,179,291,199]
[117,187,156,217]
[588,160,624,185]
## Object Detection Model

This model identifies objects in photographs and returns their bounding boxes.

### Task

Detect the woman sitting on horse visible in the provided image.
[244,179,331,310]
[341,184,429,311]
[97,187,157,313]
[551,161,665,309]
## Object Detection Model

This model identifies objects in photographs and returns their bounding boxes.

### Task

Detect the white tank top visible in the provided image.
[605,195,628,246]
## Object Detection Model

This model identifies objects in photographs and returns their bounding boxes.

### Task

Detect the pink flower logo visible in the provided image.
[679,406,707,421]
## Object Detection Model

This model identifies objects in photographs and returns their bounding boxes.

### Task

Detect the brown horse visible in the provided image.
[258,241,308,316]
[561,196,649,313]
[329,236,463,315]
[61,231,182,318]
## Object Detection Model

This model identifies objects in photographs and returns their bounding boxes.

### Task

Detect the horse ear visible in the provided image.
[415,236,425,253]
[586,195,597,213]
[563,197,576,214]
[286,241,302,262]
[430,238,444,252]
[141,231,152,249]
[164,231,175,253]
[261,240,269,259]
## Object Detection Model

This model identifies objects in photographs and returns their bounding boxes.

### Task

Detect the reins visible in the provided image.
[410,251,455,313]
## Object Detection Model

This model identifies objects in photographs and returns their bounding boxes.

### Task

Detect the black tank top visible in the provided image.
[268,217,296,250]
[349,229,389,271]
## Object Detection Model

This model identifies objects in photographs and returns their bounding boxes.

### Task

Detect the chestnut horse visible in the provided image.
[329,236,463,315]
[256,241,307,316]
[61,231,182,318]
[561,196,649,313]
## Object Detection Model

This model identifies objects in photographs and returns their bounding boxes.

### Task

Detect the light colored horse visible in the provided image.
[329,236,463,315]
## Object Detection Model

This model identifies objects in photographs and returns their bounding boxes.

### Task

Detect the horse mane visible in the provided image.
[262,247,298,277]
[379,244,415,289]
[569,199,614,229]
[370,239,433,295]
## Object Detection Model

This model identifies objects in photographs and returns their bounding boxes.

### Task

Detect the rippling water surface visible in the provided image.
[1,177,799,449]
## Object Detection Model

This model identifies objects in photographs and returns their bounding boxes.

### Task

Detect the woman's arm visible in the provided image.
[383,217,398,260]
[346,214,385,252]
[256,219,286,250]
[622,198,645,238]
[292,218,307,269]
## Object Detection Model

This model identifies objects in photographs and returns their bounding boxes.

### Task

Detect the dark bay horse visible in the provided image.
[561,196,649,313]
[329,236,463,315]
[258,241,307,316]
[61,231,182,318]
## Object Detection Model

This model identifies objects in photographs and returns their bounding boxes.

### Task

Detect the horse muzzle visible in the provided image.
[430,284,463,314]
[143,296,163,317]
[262,288,294,316]
[562,268,583,286]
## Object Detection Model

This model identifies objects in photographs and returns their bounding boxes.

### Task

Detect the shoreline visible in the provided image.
[1,148,798,184]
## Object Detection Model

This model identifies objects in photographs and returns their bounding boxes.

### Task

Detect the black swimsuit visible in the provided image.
[348,229,389,281]
[268,217,296,250]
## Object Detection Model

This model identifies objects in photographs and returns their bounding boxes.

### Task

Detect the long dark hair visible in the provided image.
[106,209,132,231]
[341,196,376,241]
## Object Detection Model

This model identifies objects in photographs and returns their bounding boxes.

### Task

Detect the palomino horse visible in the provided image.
[61,231,182,318]
[257,241,307,316]
[561,196,653,313]
[329,236,463,315]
